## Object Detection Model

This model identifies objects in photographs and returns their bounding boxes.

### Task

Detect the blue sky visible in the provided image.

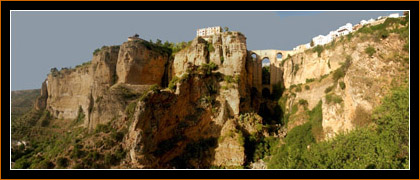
[11,11,404,90]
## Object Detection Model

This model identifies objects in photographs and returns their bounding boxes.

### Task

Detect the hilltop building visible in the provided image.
[196,26,222,38]
[128,33,142,41]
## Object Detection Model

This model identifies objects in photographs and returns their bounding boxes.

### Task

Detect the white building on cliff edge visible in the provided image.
[196,26,222,37]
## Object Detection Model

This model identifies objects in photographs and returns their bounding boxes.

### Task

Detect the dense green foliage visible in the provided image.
[268,85,409,169]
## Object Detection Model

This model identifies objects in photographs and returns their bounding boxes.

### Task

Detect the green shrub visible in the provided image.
[339,81,346,90]
[305,85,310,90]
[220,56,224,64]
[324,85,334,94]
[313,45,324,57]
[333,68,345,81]
[56,157,69,168]
[116,85,138,99]
[291,104,298,115]
[95,123,111,133]
[365,46,376,57]
[199,62,218,75]
[14,158,31,169]
[168,76,179,90]
[295,85,302,92]
[73,106,85,125]
[93,48,101,56]
[379,29,389,39]
[325,94,343,104]
[298,99,308,107]
[306,78,315,83]
[319,73,329,82]
[207,43,215,52]
[125,101,137,120]
[309,101,323,141]
[224,75,234,83]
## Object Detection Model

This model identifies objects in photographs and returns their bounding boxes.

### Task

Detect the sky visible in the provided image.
[11,11,404,90]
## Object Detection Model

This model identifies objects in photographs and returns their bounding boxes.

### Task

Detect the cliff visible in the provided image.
[20,16,408,169]
[281,19,409,139]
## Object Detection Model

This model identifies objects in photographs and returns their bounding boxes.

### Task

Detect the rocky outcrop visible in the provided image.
[116,40,169,85]
[126,74,220,168]
[283,32,409,139]
[44,41,170,130]
[34,80,48,110]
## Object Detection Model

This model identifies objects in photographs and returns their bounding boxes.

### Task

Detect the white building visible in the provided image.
[360,20,368,26]
[336,23,353,36]
[196,26,222,37]
[389,13,400,18]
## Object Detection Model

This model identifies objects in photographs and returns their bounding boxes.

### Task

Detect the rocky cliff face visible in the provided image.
[40,32,253,168]
[126,32,252,168]
[32,18,408,169]
[44,42,169,130]
[282,31,408,139]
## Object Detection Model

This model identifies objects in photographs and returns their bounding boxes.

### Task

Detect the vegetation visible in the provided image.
[325,93,343,104]
[295,84,302,92]
[305,85,310,90]
[293,64,299,75]
[306,78,315,83]
[313,45,324,57]
[324,85,335,94]
[268,84,408,168]
[339,81,346,90]
[365,45,376,57]
[199,62,218,76]
[168,76,180,90]
[207,42,215,52]
[93,48,101,56]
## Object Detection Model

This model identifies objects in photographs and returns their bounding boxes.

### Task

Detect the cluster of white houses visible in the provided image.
[293,13,401,52]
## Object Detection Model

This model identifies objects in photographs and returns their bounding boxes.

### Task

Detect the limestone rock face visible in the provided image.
[126,32,250,168]
[46,67,93,120]
[116,40,169,85]
[322,34,408,138]
[44,42,170,130]
[172,37,208,77]
[283,34,408,139]
[126,75,218,168]
[213,119,245,167]
[34,80,48,110]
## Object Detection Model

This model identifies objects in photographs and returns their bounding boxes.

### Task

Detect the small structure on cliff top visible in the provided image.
[128,33,142,41]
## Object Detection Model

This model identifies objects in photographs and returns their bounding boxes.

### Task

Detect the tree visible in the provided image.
[156,39,162,46]
[310,40,314,47]
[224,26,229,32]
